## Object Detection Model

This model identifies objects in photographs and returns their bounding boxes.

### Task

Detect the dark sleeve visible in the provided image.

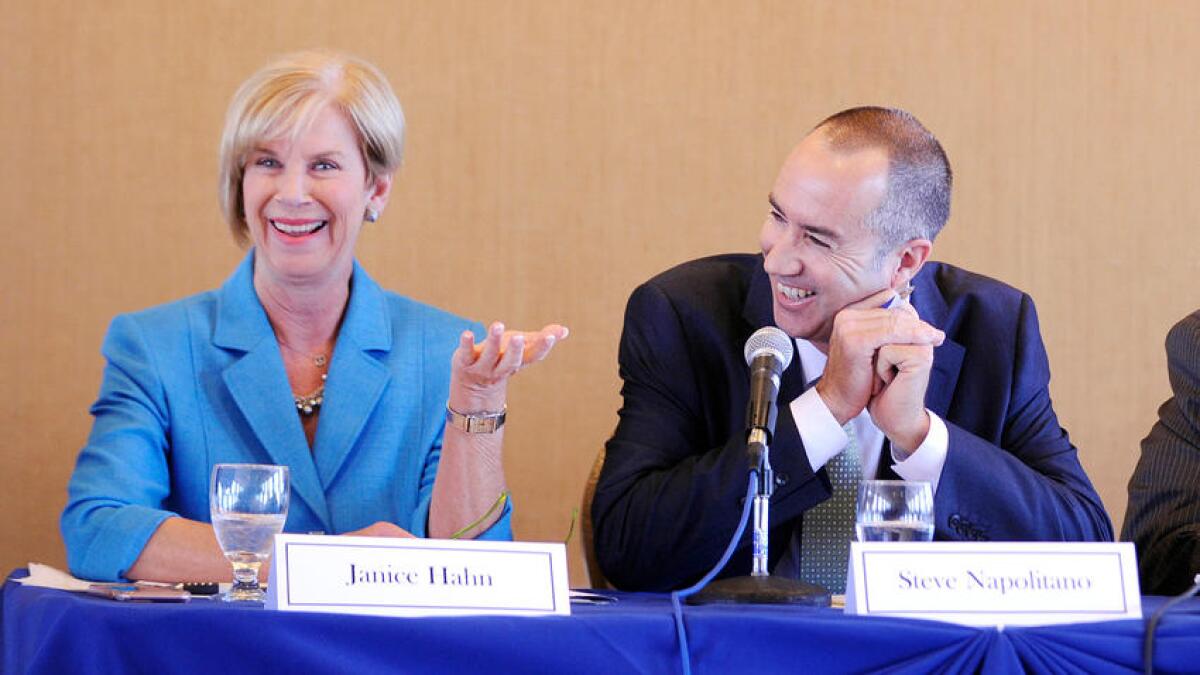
[1122,312,1200,595]
[591,282,822,591]
[933,294,1114,543]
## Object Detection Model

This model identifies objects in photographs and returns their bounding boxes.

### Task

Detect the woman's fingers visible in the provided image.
[473,322,505,369]
[522,333,555,365]
[453,330,477,368]
[496,334,525,374]
[455,322,569,383]
[517,324,568,366]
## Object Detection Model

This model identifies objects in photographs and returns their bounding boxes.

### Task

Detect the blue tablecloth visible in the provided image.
[3,570,1198,674]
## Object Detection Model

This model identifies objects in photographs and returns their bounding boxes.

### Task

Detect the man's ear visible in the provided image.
[890,238,933,289]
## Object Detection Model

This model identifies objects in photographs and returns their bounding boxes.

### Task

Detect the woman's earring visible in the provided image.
[364,208,379,223]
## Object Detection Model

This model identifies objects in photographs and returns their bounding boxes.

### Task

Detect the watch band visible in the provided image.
[445,404,507,433]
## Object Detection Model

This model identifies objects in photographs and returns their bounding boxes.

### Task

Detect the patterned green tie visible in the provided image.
[800,422,860,594]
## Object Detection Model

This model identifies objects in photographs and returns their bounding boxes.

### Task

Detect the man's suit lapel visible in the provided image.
[213,253,332,530]
[742,259,808,575]
[311,261,393,490]
[912,265,964,420]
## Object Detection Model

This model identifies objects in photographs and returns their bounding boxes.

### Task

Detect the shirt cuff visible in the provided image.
[789,387,849,471]
[891,410,948,493]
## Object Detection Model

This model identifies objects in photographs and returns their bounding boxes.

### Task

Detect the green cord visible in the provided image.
[450,491,509,539]
[562,507,579,545]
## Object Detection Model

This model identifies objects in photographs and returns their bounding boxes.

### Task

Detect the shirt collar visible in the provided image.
[795,338,828,387]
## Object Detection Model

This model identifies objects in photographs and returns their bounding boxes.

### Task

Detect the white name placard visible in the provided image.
[265,534,570,617]
[844,542,1141,626]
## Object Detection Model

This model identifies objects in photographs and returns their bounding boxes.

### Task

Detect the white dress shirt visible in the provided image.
[787,335,949,493]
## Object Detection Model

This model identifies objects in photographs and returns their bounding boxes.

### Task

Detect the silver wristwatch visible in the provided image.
[445,404,507,433]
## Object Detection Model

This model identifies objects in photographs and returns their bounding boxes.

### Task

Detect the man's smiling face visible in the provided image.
[759,131,897,349]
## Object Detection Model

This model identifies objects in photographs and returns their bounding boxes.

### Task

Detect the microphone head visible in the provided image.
[744,326,794,370]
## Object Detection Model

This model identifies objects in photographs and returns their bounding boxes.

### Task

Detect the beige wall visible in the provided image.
[3,1,1198,587]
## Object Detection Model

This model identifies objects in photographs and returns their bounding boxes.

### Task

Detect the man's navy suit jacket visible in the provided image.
[593,254,1113,592]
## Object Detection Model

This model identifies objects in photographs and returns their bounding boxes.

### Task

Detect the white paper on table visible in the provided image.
[12,563,220,595]
[12,563,94,591]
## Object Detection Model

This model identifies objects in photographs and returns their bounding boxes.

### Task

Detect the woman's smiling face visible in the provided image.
[242,103,391,288]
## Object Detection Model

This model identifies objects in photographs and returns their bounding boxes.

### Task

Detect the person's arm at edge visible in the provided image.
[1122,311,1200,594]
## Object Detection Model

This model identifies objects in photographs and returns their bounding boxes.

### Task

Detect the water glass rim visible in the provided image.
[212,463,289,472]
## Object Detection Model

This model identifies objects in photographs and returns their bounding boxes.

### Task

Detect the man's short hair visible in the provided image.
[815,107,952,253]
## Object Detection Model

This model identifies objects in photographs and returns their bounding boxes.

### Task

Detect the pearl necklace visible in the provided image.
[282,349,329,416]
[295,372,327,416]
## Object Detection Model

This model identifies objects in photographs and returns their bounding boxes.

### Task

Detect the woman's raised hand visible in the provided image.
[449,322,569,412]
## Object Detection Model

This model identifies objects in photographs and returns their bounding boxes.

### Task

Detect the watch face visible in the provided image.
[446,406,506,434]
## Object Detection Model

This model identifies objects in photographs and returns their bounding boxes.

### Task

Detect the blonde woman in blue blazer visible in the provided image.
[61,50,567,582]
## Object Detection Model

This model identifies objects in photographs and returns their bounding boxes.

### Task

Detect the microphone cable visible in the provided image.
[670,471,757,675]
[1142,573,1200,675]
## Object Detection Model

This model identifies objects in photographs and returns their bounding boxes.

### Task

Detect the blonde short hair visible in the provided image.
[218,50,406,244]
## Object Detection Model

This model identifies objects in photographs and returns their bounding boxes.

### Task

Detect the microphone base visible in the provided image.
[685,575,831,606]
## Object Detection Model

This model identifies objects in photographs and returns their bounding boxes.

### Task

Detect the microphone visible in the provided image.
[743,327,794,470]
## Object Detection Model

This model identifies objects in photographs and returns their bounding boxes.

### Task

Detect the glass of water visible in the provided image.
[210,463,290,602]
[856,480,934,542]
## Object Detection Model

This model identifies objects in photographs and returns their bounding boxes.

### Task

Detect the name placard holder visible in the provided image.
[844,542,1141,626]
[265,534,570,617]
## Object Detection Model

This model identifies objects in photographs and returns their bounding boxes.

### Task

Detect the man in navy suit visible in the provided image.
[592,107,1112,593]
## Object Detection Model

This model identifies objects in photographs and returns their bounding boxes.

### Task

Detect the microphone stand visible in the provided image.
[687,430,831,606]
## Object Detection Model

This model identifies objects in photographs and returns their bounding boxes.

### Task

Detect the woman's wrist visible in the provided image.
[447,380,507,414]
